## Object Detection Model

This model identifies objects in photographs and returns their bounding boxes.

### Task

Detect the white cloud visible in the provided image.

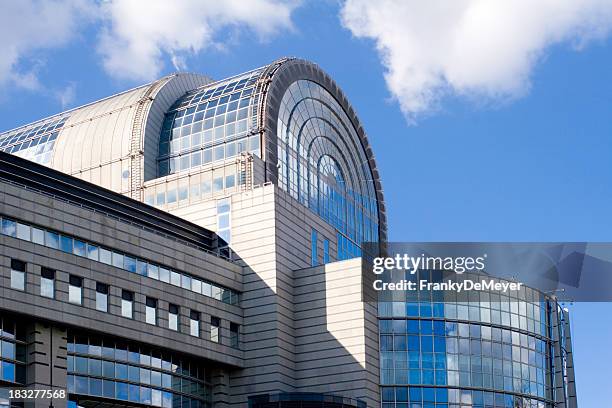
[98,0,299,81]
[55,82,77,110]
[0,0,298,96]
[340,0,612,121]
[0,0,92,90]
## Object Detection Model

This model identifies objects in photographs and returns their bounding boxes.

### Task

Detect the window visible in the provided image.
[181,275,192,290]
[230,323,239,349]
[210,317,220,343]
[123,257,136,273]
[159,268,170,283]
[145,193,154,206]
[60,235,73,253]
[32,227,44,245]
[40,267,55,298]
[170,271,181,286]
[73,239,86,257]
[0,317,26,384]
[191,278,202,294]
[202,282,212,297]
[276,80,380,248]
[66,328,214,405]
[168,304,179,331]
[96,283,108,312]
[311,229,318,266]
[10,259,25,291]
[323,239,330,264]
[189,311,200,337]
[2,218,16,237]
[45,231,59,249]
[16,222,30,240]
[0,218,240,305]
[121,291,133,318]
[112,252,123,269]
[145,298,157,325]
[216,198,231,246]
[136,260,147,276]
[147,264,159,280]
[337,232,361,261]
[87,244,99,261]
[226,174,235,189]
[68,275,83,305]
[99,248,112,265]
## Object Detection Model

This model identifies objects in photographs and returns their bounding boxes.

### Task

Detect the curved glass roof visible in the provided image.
[157,67,266,177]
[276,79,379,248]
[156,59,383,251]
[0,114,69,165]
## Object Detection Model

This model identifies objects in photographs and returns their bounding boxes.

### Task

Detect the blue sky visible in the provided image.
[1,1,611,406]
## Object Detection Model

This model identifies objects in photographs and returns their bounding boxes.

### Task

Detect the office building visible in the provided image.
[0,58,576,407]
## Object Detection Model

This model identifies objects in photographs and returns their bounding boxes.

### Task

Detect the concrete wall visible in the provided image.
[170,184,291,404]
[0,142,380,407]
[168,183,379,407]
[294,259,380,407]
[0,177,243,367]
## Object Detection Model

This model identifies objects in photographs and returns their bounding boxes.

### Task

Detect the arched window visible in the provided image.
[276,80,379,247]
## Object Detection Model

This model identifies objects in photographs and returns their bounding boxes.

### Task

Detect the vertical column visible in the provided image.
[24,323,67,408]
[549,304,565,407]
[561,311,578,408]
[211,368,230,408]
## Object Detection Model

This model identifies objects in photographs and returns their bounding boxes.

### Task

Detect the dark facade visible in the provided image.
[0,152,242,407]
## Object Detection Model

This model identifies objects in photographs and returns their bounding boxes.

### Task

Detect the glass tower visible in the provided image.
[378,271,575,408]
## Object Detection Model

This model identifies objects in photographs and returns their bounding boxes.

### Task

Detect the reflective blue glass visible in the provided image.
[380,312,553,405]
[158,68,264,177]
[377,275,574,407]
[67,332,211,407]
[311,228,318,266]
[0,316,26,384]
[60,235,73,253]
[278,80,379,252]
[2,361,14,382]
[0,215,238,305]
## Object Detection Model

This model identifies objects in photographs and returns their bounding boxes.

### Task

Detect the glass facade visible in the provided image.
[145,164,240,208]
[217,198,231,245]
[0,315,26,385]
[0,214,239,305]
[276,80,379,256]
[311,228,318,266]
[153,62,384,266]
[158,68,264,177]
[0,114,68,165]
[67,331,212,407]
[378,271,572,408]
[337,232,361,261]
